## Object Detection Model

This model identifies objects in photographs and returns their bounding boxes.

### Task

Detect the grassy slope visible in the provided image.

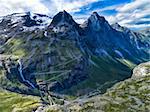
[0,89,41,112]
[47,74,150,112]
[84,76,150,112]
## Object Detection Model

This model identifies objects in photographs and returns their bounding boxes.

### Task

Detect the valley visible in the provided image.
[0,11,149,112]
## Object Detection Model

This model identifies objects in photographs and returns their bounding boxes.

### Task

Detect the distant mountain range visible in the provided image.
[0,10,149,99]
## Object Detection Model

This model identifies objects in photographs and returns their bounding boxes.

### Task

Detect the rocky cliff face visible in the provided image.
[112,23,150,55]
[83,12,149,63]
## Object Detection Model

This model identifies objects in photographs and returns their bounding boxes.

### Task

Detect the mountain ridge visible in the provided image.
[0,11,149,99]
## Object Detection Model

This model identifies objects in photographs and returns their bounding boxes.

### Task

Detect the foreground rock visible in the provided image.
[132,61,150,78]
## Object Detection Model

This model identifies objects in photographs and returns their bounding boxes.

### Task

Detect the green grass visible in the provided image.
[117,59,137,69]
[0,89,41,112]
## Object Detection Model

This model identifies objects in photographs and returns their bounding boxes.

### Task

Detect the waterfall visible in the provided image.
[17,59,35,88]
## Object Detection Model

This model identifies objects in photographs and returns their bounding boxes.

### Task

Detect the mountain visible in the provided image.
[0,12,52,46]
[81,12,149,63]
[0,11,89,96]
[139,28,150,36]
[112,23,150,55]
[0,11,149,107]
[48,10,82,41]
[0,12,51,35]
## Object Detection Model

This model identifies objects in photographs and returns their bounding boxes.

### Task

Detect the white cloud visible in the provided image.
[116,0,149,12]
[105,16,117,24]
[73,14,90,24]
[106,0,150,29]
[51,0,98,13]
[93,4,122,13]
[0,0,51,16]
[75,18,85,24]
[0,0,99,16]
[123,24,150,29]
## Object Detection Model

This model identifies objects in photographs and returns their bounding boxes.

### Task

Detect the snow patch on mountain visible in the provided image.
[23,26,46,31]
[0,12,52,30]
[115,50,124,58]
[95,49,109,56]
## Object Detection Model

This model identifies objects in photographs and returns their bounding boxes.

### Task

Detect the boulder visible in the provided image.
[132,61,150,78]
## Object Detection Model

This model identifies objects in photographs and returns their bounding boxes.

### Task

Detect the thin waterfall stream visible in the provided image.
[17,59,35,88]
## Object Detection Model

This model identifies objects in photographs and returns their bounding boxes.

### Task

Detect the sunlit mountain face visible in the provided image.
[0,0,150,112]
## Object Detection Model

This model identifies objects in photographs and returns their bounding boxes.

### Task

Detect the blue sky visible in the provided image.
[0,0,150,29]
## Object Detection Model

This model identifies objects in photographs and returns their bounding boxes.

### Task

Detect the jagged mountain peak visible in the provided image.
[111,23,130,33]
[48,11,81,35]
[50,10,76,27]
[111,22,121,28]
[89,12,106,22]
[91,12,99,19]
[82,11,111,31]
[62,10,69,15]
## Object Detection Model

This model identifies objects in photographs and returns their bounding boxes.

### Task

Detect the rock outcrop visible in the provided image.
[132,61,150,78]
